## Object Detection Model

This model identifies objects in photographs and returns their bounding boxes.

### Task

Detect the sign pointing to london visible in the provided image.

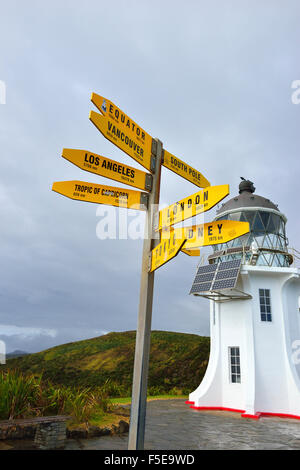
[62,148,153,192]
[52,180,148,210]
[157,184,229,231]
[163,149,210,189]
[90,93,154,173]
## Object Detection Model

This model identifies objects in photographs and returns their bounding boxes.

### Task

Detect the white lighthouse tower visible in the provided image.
[188,179,300,419]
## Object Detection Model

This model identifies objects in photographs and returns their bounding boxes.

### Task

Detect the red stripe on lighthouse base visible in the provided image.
[185,402,300,421]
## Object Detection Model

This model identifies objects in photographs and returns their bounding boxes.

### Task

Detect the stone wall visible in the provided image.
[0,416,69,449]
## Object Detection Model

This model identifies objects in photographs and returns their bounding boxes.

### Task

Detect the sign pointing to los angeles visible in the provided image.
[163,149,210,188]
[90,93,154,173]
[157,184,229,231]
[62,148,153,192]
[52,180,148,211]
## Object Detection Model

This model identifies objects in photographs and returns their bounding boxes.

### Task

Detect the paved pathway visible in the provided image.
[65,399,300,450]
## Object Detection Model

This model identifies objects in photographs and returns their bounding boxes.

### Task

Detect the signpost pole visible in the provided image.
[128,138,163,450]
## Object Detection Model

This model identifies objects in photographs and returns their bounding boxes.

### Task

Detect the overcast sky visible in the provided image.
[0,0,299,353]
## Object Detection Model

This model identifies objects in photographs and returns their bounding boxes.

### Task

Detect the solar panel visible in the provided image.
[215,268,239,280]
[190,258,242,295]
[190,282,212,294]
[196,264,217,275]
[212,278,237,290]
[218,259,241,271]
[194,272,215,284]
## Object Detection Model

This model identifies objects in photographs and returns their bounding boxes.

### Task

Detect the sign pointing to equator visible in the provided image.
[90,93,154,172]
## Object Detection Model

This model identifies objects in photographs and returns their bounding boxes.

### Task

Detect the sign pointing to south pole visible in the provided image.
[52,180,148,210]
[90,93,154,172]
[163,149,210,188]
[62,148,153,192]
[157,184,229,231]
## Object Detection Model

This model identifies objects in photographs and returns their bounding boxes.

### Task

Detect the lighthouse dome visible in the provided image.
[210,178,291,267]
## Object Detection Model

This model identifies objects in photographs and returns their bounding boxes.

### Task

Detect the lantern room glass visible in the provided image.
[213,210,289,267]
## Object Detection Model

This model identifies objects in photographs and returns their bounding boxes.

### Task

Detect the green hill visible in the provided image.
[5,331,210,396]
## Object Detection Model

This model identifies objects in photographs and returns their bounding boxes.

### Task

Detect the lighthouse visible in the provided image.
[188,179,300,419]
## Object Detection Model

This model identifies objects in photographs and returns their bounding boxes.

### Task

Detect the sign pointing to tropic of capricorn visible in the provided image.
[52,180,148,210]
[157,184,230,231]
[89,93,154,173]
[62,148,153,192]
[150,220,250,272]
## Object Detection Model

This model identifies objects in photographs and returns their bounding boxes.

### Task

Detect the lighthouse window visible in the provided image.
[259,289,272,322]
[229,347,241,383]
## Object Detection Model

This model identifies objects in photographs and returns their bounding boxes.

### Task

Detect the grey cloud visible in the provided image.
[0,0,299,352]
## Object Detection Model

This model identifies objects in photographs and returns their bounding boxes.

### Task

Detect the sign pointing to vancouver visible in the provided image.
[62,148,153,192]
[157,184,229,231]
[90,93,154,172]
[52,180,148,211]
[163,149,210,189]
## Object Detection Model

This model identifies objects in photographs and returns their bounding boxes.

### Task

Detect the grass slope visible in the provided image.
[5,331,210,396]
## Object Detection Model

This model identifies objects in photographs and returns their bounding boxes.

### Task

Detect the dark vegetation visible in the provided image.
[4,330,210,397]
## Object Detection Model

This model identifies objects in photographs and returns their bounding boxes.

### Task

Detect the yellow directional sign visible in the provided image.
[90,93,154,172]
[163,150,210,188]
[171,220,250,249]
[157,184,229,231]
[181,247,200,257]
[52,180,148,211]
[62,148,152,192]
[150,232,186,272]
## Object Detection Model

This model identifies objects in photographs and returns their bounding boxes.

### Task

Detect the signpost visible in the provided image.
[157,184,229,231]
[52,91,250,451]
[62,148,153,192]
[127,139,163,450]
